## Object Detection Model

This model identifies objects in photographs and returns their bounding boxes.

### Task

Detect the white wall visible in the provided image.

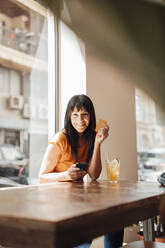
[86,53,139,248]
[86,54,138,180]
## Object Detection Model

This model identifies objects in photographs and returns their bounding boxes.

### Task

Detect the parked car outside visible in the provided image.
[138,148,165,182]
[144,157,165,170]
[0,144,29,185]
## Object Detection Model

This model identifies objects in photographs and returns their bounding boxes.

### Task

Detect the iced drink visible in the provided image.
[106,158,120,183]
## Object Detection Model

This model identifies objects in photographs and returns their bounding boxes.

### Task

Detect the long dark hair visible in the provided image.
[64,94,96,162]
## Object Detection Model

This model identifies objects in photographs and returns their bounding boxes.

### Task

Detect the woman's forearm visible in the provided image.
[39,171,71,183]
[88,142,102,180]
[88,125,109,180]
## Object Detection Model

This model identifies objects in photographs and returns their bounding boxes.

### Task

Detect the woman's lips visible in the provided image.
[77,125,86,129]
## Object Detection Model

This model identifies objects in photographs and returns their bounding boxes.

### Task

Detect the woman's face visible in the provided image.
[71,107,90,134]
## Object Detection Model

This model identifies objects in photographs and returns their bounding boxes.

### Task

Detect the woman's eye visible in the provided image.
[72,112,89,118]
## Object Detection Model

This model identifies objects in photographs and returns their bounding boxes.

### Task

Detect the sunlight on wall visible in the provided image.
[59,22,86,129]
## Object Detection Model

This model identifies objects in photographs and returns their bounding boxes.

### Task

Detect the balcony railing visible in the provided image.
[0,25,38,56]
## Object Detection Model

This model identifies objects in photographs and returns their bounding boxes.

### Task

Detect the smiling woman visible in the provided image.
[71,107,90,134]
[39,94,105,182]
[39,94,124,248]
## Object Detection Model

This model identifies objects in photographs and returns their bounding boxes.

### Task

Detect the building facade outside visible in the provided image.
[0,0,49,184]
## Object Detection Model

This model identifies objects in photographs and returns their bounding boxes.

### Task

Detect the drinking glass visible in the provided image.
[106,158,120,183]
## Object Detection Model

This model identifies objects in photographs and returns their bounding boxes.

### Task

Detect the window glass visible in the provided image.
[1,146,23,160]
[136,88,165,182]
[0,0,52,185]
[60,21,86,129]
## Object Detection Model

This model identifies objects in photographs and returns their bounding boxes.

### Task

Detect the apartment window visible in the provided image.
[0,0,56,185]
[135,88,165,182]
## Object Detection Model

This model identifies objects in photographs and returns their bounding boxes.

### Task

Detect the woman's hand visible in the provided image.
[95,124,109,145]
[67,164,87,181]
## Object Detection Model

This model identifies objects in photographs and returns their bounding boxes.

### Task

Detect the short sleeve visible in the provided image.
[48,131,67,154]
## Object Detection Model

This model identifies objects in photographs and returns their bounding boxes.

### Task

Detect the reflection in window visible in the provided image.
[135,88,165,182]
[0,0,52,185]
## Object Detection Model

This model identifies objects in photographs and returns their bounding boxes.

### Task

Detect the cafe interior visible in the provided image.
[0,0,165,247]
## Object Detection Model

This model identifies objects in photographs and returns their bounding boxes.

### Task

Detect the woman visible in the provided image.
[39,94,124,248]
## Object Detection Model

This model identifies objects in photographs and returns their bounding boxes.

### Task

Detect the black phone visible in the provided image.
[76,163,88,171]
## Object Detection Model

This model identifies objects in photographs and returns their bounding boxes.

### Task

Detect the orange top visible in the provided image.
[48,131,88,172]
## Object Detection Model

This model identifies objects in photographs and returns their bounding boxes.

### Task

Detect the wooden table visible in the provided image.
[0,180,165,248]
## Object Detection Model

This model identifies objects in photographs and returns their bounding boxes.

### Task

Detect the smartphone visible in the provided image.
[76,163,88,171]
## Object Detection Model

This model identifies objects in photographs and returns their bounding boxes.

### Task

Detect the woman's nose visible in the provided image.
[78,115,84,121]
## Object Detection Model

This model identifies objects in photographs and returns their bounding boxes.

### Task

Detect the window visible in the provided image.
[4,129,20,146]
[135,88,165,182]
[59,21,86,129]
[0,0,56,185]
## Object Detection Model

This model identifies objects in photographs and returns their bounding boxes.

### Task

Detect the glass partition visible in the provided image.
[0,0,55,185]
[136,88,165,182]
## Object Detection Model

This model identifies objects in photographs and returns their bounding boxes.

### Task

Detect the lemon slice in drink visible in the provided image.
[114,158,120,164]
[112,158,120,169]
